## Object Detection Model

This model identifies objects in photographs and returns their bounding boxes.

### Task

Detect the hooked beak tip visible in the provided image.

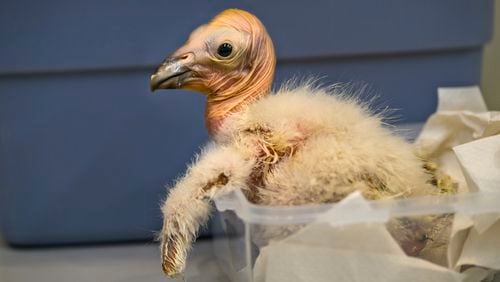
[150,74,160,92]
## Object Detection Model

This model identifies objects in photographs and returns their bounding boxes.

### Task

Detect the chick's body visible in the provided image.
[150,9,443,277]
[217,85,434,205]
[214,86,448,267]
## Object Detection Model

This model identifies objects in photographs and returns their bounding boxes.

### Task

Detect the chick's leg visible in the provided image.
[160,144,254,277]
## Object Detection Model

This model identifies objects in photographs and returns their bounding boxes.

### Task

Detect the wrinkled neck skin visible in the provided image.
[205,82,269,136]
[205,49,275,136]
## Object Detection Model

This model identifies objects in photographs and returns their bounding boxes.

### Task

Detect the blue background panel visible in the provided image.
[0,0,493,245]
[0,0,492,73]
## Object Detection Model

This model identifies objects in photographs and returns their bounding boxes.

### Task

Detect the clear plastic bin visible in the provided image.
[212,189,500,282]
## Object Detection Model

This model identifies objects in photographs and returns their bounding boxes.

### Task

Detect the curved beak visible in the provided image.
[150,56,193,92]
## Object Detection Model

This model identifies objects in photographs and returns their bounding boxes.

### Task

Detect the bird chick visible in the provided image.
[151,9,439,277]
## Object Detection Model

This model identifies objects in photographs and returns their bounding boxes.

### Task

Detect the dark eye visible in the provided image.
[217,43,233,58]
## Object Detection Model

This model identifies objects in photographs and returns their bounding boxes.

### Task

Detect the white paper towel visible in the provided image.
[415,86,500,193]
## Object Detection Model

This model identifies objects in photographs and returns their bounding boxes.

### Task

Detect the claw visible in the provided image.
[161,232,187,277]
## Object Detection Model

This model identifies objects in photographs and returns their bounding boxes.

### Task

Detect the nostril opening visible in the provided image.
[180,54,189,60]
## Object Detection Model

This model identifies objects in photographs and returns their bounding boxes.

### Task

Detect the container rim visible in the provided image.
[214,188,500,225]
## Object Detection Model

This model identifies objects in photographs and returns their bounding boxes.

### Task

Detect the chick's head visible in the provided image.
[150,9,275,101]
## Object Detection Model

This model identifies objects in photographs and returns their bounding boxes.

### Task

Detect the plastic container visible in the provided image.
[212,189,500,282]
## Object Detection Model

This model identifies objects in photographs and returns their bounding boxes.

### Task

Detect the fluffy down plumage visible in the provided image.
[216,84,435,203]
[159,84,445,276]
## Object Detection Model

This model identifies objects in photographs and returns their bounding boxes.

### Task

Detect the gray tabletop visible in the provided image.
[0,238,229,282]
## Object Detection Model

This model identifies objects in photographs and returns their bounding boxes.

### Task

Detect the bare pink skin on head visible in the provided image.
[151,9,276,135]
